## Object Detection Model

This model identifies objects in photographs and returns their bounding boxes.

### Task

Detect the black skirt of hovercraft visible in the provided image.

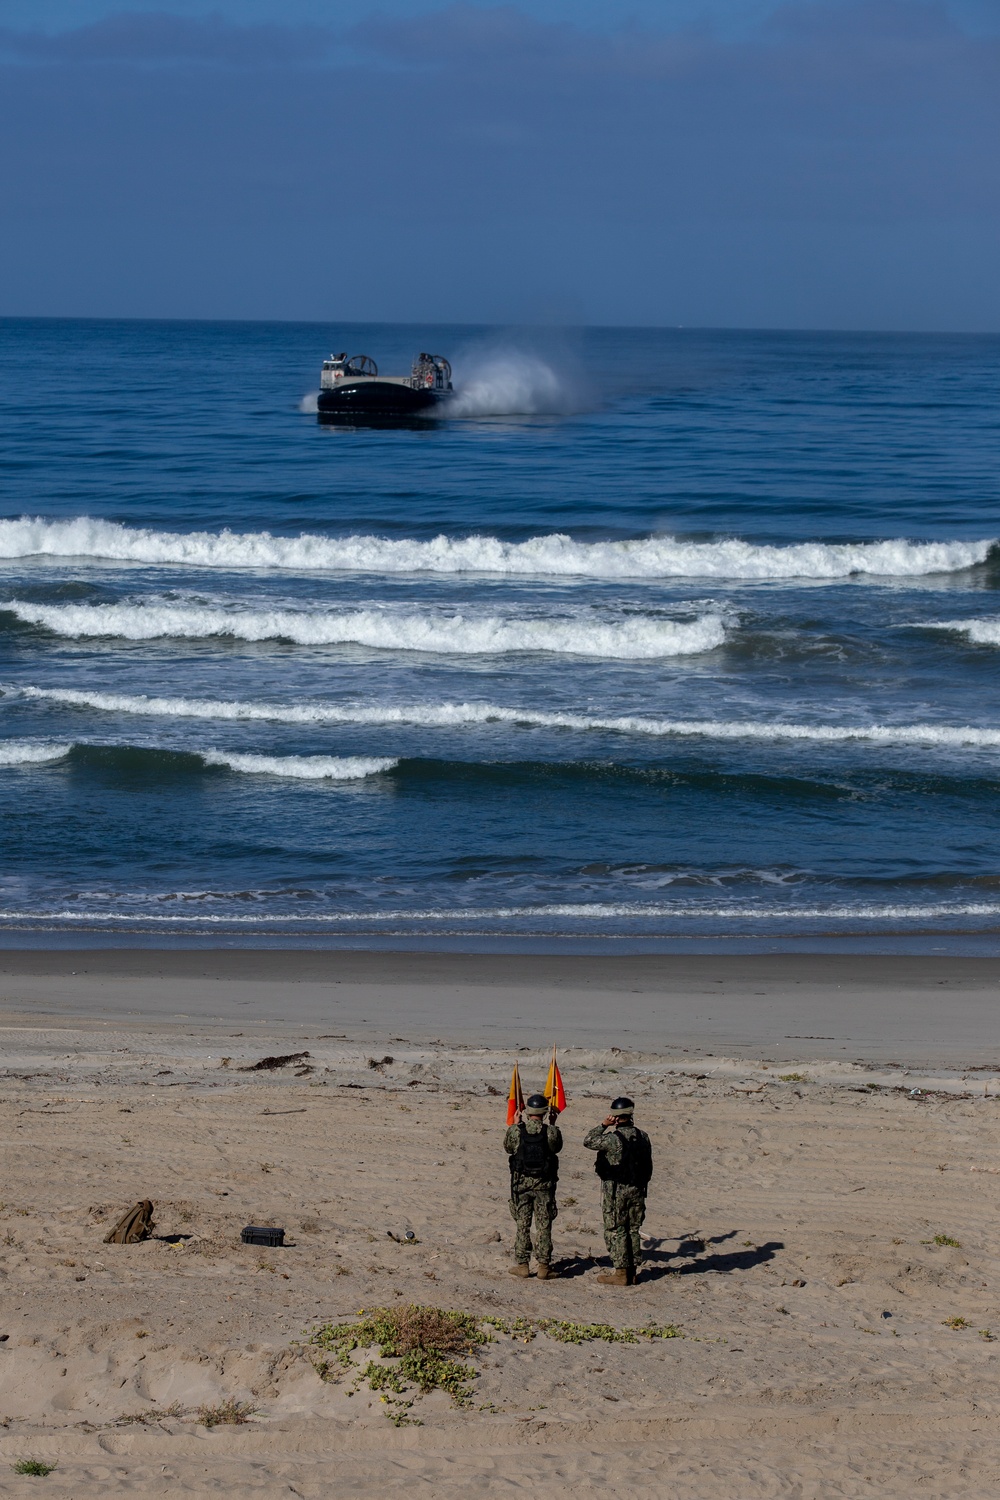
[317,380,449,417]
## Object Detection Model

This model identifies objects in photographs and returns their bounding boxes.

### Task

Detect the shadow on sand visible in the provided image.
[553,1228,784,1282]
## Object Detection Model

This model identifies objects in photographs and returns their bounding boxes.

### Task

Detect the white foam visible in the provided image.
[201,750,396,780]
[0,516,990,580]
[4,600,726,658]
[0,739,69,767]
[0,898,997,926]
[298,391,319,414]
[14,685,1000,749]
[924,618,1000,647]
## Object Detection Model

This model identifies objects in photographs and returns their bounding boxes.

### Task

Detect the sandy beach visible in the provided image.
[2,949,1000,1497]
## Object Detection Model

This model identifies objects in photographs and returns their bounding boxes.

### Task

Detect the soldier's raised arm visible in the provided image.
[583,1119,624,1162]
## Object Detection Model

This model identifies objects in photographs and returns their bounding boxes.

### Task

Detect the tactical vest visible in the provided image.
[595,1126,653,1189]
[510,1123,558,1183]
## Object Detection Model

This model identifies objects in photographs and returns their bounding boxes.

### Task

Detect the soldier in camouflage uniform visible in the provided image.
[504,1093,562,1279]
[583,1096,653,1286]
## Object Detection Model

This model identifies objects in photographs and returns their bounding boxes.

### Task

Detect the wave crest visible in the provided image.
[0,739,69,766]
[12,686,1000,748]
[201,750,396,780]
[0,517,991,580]
[2,600,726,658]
[925,618,1000,647]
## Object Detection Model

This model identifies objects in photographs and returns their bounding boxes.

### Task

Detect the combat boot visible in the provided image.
[508,1262,531,1277]
[535,1262,552,1279]
[597,1268,628,1286]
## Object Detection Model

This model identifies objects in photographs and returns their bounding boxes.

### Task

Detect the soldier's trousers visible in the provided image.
[509,1178,557,1264]
[602,1183,646,1271]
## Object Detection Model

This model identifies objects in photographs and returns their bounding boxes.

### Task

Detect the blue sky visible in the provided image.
[1,0,998,328]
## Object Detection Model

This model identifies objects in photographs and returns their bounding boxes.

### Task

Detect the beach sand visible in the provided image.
[1,950,999,1497]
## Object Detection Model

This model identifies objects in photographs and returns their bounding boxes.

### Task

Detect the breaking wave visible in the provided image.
[1,600,726,658]
[200,750,396,780]
[0,517,991,581]
[0,739,70,766]
[0,735,394,781]
[13,686,1000,749]
[923,618,1000,647]
[1,898,999,927]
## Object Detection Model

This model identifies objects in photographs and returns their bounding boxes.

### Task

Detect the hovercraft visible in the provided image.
[316,351,453,418]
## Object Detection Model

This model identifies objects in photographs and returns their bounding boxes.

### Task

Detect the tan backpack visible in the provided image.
[103,1200,155,1244]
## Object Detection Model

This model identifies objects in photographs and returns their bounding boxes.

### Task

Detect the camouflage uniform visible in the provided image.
[583,1122,649,1272]
[504,1118,562,1265]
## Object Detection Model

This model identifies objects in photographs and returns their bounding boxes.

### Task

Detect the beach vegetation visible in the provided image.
[943,1316,971,1330]
[308,1304,684,1422]
[933,1234,961,1248]
[197,1399,258,1427]
[480,1315,684,1345]
[11,1460,56,1476]
[308,1305,484,1415]
[115,1403,183,1425]
[778,1073,806,1083]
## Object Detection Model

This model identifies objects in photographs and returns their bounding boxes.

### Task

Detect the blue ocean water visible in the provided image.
[0,317,998,948]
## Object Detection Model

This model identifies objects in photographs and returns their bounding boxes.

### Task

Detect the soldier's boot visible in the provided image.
[508,1262,531,1277]
[597,1268,628,1286]
[535,1262,552,1280]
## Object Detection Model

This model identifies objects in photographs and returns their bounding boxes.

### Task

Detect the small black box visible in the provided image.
[241,1225,285,1247]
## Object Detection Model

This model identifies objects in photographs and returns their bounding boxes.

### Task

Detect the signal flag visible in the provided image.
[506,1060,525,1125]
[544,1045,567,1114]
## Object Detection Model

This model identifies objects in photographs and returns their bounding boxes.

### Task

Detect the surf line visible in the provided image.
[9,686,1000,748]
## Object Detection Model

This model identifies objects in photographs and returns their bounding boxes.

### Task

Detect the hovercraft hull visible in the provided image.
[316,381,449,417]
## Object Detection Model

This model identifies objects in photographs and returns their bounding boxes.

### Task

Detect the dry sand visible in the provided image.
[1,950,999,1497]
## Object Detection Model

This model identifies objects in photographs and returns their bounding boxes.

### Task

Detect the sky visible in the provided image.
[1,0,998,329]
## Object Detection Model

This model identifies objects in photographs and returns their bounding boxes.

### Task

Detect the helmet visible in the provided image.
[525,1093,548,1113]
[610,1096,634,1114]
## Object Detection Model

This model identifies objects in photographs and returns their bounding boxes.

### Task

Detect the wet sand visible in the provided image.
[1,948,999,1063]
[1,951,1000,1496]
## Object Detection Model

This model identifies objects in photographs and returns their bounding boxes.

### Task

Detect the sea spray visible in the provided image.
[447,352,581,417]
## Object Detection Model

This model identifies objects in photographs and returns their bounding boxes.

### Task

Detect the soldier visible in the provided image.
[583,1096,653,1286]
[504,1093,562,1279]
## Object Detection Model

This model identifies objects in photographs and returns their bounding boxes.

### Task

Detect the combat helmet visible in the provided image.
[525,1093,548,1115]
[610,1096,635,1116]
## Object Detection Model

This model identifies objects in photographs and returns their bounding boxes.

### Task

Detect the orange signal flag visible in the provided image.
[506,1060,525,1125]
[544,1045,567,1114]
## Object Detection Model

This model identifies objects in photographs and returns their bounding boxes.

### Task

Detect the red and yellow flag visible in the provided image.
[544,1045,567,1114]
[506,1060,525,1125]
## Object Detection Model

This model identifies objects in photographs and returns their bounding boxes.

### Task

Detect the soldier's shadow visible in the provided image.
[552,1251,600,1280]
[639,1230,784,1282]
[552,1230,782,1281]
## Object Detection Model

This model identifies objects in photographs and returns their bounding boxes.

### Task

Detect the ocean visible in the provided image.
[0,317,998,951]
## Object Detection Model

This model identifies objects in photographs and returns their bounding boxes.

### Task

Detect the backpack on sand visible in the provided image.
[104,1200,155,1244]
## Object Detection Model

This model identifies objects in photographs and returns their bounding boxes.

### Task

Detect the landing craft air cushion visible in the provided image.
[316,352,453,418]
